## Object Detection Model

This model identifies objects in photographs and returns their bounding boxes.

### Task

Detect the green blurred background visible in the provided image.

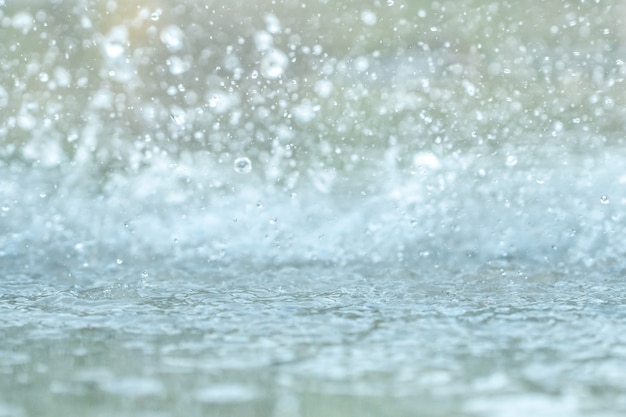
[1,0,625,185]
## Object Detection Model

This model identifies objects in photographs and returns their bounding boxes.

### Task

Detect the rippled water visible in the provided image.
[3,148,626,416]
[3,0,626,416]
[3,260,626,417]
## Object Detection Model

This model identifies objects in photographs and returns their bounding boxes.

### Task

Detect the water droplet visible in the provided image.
[265,13,281,34]
[600,195,610,204]
[150,9,162,21]
[233,157,252,174]
[167,56,189,75]
[360,10,377,26]
[11,11,34,34]
[505,155,518,167]
[260,49,288,79]
[116,258,123,265]
[104,39,125,59]
[170,107,186,125]
[314,79,334,98]
[160,25,185,52]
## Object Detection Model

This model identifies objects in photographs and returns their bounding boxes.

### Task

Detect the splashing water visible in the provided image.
[2,1,626,416]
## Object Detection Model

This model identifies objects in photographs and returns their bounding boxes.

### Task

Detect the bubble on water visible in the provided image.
[260,49,288,79]
[600,195,609,204]
[160,25,185,52]
[233,157,252,174]
[360,10,377,26]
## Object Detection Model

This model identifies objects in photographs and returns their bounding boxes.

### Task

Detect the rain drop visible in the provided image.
[160,25,185,52]
[233,157,252,174]
[151,9,162,21]
[260,49,288,79]
[360,10,377,26]
[505,155,518,167]
[600,195,609,204]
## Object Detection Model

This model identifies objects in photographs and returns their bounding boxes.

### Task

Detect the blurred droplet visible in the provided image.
[314,80,334,98]
[151,9,162,21]
[160,25,185,52]
[260,49,288,79]
[600,195,609,204]
[234,157,252,174]
[360,10,377,26]
[505,155,518,167]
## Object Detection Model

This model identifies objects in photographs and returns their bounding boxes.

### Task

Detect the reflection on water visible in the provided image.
[2,0,626,416]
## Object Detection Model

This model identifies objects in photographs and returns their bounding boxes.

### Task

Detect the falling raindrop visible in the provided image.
[314,79,334,98]
[170,107,186,125]
[233,157,252,174]
[151,9,162,21]
[360,10,377,26]
[160,25,185,52]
